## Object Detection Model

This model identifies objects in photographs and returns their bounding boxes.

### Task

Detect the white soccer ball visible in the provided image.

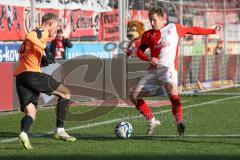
[115,121,133,139]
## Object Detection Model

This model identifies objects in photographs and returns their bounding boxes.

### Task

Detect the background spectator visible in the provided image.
[50,28,73,60]
[129,0,143,10]
[214,40,224,55]
[144,0,153,10]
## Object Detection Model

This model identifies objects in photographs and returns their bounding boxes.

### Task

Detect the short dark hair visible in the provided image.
[148,7,165,17]
[42,13,59,24]
[57,28,63,33]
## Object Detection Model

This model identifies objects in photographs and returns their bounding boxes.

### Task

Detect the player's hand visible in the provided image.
[40,47,55,67]
[41,55,49,67]
[149,57,158,65]
[215,24,222,31]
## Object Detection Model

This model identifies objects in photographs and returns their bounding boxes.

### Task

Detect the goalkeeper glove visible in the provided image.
[41,47,55,67]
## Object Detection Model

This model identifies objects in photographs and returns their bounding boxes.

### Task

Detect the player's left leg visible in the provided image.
[164,82,185,136]
[29,72,76,142]
[51,84,76,142]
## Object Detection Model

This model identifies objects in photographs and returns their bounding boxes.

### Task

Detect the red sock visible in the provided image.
[169,95,183,123]
[135,99,153,120]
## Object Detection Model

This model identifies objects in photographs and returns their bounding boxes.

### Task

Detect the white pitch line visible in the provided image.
[0,138,18,143]
[65,95,240,132]
[136,134,240,138]
[1,96,240,144]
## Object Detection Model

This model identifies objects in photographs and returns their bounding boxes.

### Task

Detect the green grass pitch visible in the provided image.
[0,88,240,160]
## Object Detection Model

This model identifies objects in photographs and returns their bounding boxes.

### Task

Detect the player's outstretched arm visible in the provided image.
[176,24,219,37]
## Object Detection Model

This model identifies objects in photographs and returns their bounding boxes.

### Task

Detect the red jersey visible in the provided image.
[137,23,216,70]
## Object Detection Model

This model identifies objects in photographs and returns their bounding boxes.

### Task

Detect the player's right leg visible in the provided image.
[164,81,185,136]
[19,104,36,150]
[129,72,160,135]
[16,73,39,149]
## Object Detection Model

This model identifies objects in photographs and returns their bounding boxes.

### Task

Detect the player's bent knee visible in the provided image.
[61,88,70,99]
[57,92,70,100]
[164,83,178,96]
[64,88,71,99]
[129,91,138,105]
[27,113,36,121]
[53,84,71,99]
[24,103,37,121]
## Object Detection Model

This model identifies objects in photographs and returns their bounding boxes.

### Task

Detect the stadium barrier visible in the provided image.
[0,58,127,112]
[0,53,240,112]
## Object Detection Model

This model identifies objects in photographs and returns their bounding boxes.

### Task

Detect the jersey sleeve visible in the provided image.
[141,31,150,46]
[137,44,149,61]
[136,32,150,61]
[26,30,46,50]
[176,24,216,37]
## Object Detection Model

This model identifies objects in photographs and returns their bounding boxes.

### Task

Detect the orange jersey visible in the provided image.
[14,27,49,76]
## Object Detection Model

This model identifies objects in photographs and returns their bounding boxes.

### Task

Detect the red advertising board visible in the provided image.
[0,63,13,111]
[99,9,119,41]
[0,5,60,41]
[70,10,100,38]
[0,5,25,41]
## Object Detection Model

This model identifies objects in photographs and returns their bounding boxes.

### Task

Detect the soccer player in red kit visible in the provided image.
[130,7,221,135]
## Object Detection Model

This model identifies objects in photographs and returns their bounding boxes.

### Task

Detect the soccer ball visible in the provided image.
[115,121,133,139]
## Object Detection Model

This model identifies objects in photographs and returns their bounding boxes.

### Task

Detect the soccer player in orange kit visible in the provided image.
[15,13,76,149]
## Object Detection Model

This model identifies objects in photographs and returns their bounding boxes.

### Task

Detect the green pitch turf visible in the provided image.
[0,89,240,160]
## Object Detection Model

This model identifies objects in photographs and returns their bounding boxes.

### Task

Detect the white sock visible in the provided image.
[20,131,28,137]
[56,127,65,133]
[149,117,156,123]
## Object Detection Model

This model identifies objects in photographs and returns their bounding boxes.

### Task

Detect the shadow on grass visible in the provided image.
[0,155,239,160]
[68,134,240,147]
[27,133,240,146]
[130,135,240,147]
[0,132,18,138]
